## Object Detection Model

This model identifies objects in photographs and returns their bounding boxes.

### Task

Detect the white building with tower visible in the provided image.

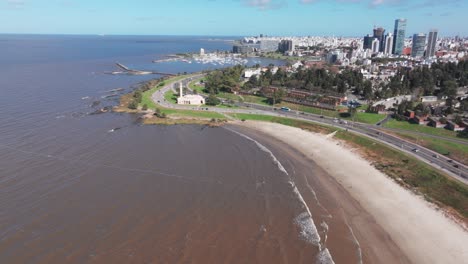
[176,82,205,105]
[200,48,205,56]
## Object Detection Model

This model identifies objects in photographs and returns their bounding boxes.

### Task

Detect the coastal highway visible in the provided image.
[152,75,468,185]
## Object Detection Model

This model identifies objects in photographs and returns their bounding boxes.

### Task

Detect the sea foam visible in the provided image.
[225,127,335,263]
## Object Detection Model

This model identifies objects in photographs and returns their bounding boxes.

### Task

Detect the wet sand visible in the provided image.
[235,121,468,264]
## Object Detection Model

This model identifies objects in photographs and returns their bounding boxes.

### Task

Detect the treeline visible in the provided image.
[245,67,366,93]
[379,61,468,99]
[204,60,468,101]
[204,65,244,94]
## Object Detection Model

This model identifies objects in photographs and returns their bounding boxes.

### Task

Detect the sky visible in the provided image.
[0,0,466,36]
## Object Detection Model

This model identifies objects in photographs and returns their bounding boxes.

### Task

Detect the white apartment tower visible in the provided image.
[384,33,394,54]
[371,38,380,53]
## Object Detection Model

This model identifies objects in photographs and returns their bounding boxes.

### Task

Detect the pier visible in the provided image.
[115,63,175,76]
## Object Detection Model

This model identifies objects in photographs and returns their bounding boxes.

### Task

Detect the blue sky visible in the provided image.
[1,0,466,36]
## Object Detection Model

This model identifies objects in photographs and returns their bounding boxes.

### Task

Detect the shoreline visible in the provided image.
[233,120,468,263]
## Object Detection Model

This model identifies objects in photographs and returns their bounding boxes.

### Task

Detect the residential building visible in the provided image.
[278,40,294,53]
[259,40,280,52]
[446,120,466,131]
[412,33,426,58]
[384,33,394,54]
[393,18,407,55]
[363,34,375,50]
[428,117,446,128]
[373,27,385,52]
[426,29,438,58]
[371,38,380,53]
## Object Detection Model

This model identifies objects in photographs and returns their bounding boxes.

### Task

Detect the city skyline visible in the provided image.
[0,0,467,36]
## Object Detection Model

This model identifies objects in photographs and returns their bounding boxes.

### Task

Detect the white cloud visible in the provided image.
[6,0,25,8]
[242,0,286,10]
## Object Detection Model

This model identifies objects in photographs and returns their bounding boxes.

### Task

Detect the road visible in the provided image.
[152,75,468,185]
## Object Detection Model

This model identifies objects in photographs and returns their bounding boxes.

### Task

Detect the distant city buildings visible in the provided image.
[371,38,380,53]
[426,29,438,58]
[363,34,375,50]
[259,39,280,52]
[278,40,294,53]
[373,27,385,52]
[384,33,394,54]
[412,33,426,57]
[393,18,407,55]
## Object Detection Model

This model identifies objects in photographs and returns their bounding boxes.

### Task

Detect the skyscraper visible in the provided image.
[371,38,380,53]
[411,33,426,58]
[373,27,385,52]
[393,19,407,55]
[363,34,375,50]
[384,33,394,55]
[426,29,438,58]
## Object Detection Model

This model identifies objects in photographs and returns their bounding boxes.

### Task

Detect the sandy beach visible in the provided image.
[234,121,468,264]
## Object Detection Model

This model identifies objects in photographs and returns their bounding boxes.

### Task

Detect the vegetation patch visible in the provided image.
[385,119,464,139]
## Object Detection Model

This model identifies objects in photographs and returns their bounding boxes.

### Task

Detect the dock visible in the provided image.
[115,63,175,76]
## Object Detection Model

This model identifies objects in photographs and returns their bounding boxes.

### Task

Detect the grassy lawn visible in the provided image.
[345,112,386,124]
[164,90,178,104]
[188,79,207,94]
[384,119,464,139]
[393,132,468,164]
[162,108,225,119]
[241,94,271,105]
[335,131,468,218]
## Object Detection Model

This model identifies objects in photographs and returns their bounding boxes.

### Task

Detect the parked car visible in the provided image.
[412,148,419,153]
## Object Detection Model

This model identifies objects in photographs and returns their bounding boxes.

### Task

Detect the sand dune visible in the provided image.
[238,121,468,264]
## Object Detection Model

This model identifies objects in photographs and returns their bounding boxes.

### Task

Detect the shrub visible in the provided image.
[128,100,138,110]
[205,94,221,106]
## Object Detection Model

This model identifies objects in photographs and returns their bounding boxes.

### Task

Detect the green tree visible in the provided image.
[128,100,138,110]
[205,94,221,106]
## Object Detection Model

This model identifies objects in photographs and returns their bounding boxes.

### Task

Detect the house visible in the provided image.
[413,115,429,125]
[421,96,438,103]
[405,110,415,119]
[446,121,467,132]
[370,104,386,113]
[427,117,446,128]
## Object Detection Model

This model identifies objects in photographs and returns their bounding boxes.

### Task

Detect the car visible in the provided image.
[447,159,453,163]
[454,164,459,168]
[433,154,439,158]
[280,107,291,112]
[412,148,419,152]
[320,115,324,118]
[273,108,277,111]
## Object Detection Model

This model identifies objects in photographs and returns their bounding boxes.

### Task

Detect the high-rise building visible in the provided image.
[393,19,407,55]
[373,27,385,52]
[426,29,438,58]
[384,33,394,54]
[259,40,280,52]
[363,34,375,50]
[371,38,380,53]
[411,33,426,58]
[278,40,294,53]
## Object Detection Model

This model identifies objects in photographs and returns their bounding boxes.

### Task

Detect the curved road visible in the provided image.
[152,75,468,185]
